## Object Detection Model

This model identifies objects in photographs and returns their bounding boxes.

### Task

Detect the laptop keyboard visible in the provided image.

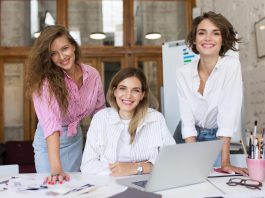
[132,180,148,188]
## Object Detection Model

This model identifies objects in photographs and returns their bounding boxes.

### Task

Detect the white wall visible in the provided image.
[196,0,265,133]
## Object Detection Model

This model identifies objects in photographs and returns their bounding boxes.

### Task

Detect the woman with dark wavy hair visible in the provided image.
[176,11,248,175]
[26,25,105,184]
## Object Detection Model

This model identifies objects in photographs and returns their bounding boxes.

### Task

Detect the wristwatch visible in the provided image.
[137,162,143,175]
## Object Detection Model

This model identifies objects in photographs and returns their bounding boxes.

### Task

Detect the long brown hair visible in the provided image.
[26,25,81,114]
[186,11,240,56]
[107,67,149,143]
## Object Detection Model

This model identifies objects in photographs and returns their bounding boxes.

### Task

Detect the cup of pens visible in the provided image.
[246,158,265,182]
[247,123,265,182]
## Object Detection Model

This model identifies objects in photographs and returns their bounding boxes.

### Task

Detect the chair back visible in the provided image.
[4,141,36,173]
[0,164,19,176]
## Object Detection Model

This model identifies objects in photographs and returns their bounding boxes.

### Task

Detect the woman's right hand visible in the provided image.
[44,171,70,185]
[45,131,70,184]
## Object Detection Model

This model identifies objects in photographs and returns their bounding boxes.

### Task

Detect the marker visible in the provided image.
[251,143,255,159]
[248,132,252,158]
[258,137,261,159]
[253,121,257,139]
[261,130,264,159]
[254,138,259,159]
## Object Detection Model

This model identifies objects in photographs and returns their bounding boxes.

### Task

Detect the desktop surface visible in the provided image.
[0,173,264,198]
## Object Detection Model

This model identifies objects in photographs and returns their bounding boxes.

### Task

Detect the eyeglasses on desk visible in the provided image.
[226,178,262,190]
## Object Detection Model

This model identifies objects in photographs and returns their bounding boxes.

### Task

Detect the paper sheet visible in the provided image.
[208,168,242,178]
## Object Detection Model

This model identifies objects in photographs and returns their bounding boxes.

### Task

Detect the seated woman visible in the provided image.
[81,67,175,176]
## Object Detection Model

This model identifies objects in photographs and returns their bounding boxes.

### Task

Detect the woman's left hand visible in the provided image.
[109,162,136,176]
[221,164,248,176]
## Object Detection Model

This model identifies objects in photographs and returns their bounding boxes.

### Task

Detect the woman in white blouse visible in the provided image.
[175,11,248,175]
[81,67,175,176]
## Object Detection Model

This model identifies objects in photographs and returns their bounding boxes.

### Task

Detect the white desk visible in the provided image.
[208,176,265,198]
[0,173,264,198]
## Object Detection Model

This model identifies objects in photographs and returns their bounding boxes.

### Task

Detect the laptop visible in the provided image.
[117,140,223,192]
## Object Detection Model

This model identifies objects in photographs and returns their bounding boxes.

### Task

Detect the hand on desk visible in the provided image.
[109,161,153,176]
[221,164,248,176]
[43,171,70,185]
[109,162,136,176]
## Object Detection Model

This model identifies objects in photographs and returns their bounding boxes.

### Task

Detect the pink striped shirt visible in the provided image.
[33,64,106,138]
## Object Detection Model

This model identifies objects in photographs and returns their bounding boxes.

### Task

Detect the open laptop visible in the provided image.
[117,140,223,192]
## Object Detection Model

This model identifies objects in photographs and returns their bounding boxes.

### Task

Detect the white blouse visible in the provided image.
[116,119,132,162]
[80,107,175,175]
[176,55,243,139]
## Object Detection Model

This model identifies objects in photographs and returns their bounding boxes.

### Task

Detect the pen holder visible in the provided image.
[246,158,265,182]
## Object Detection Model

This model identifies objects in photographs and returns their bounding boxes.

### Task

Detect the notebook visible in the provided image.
[117,140,223,192]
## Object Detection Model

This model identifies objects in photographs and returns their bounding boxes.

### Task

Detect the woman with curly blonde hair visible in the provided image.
[26,25,105,184]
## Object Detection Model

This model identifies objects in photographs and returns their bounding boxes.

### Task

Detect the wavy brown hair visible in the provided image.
[186,11,240,56]
[107,67,149,143]
[26,25,81,114]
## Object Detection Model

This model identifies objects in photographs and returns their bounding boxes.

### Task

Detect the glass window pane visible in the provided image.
[0,1,30,46]
[0,0,56,46]
[31,0,56,39]
[138,61,160,109]
[134,0,187,46]
[4,63,24,141]
[68,0,123,46]
[101,62,121,96]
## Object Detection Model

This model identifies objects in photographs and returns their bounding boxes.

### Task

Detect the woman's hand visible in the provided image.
[218,137,248,176]
[109,162,136,176]
[109,162,152,177]
[221,163,248,176]
[44,172,70,185]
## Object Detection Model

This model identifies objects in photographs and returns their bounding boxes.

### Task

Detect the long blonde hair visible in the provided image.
[107,67,149,143]
[26,25,81,114]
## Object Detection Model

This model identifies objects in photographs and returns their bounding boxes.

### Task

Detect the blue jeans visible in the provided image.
[174,123,221,167]
[32,123,83,173]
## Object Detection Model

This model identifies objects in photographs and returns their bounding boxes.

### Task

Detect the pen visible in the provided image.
[0,179,9,185]
[248,132,252,158]
[254,138,259,159]
[62,183,94,195]
[253,120,257,139]
[250,131,255,159]
[261,130,264,159]
[24,185,48,191]
[251,140,255,159]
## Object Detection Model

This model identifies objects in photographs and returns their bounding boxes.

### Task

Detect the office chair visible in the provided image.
[173,121,184,144]
[0,164,19,175]
[4,140,36,173]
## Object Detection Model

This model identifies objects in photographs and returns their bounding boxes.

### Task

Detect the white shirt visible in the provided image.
[117,119,132,162]
[80,107,175,174]
[176,55,243,139]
